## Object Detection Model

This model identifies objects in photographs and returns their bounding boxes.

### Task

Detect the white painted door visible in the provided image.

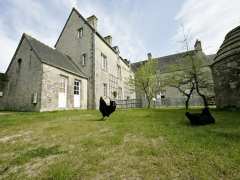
[74,80,81,108]
[58,76,67,108]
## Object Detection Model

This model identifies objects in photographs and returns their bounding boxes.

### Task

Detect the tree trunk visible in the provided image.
[194,76,208,108]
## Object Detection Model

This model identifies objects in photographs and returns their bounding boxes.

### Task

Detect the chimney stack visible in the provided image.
[104,35,112,46]
[87,15,98,30]
[147,53,152,60]
[194,39,202,51]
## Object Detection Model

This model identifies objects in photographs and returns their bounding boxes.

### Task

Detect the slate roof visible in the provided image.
[24,34,87,78]
[131,50,215,73]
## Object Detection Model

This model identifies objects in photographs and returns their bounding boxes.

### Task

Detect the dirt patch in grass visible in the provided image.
[0,145,66,178]
[0,131,32,143]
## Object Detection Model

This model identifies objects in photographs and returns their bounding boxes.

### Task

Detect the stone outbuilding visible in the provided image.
[0,34,88,111]
[211,25,240,109]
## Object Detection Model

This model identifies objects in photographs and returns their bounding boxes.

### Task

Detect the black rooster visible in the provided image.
[99,97,116,120]
[185,108,215,125]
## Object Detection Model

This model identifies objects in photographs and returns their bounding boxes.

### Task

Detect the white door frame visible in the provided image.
[58,76,68,108]
[74,80,81,108]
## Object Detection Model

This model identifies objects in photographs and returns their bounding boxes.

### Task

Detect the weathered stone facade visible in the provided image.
[40,64,87,112]
[211,25,240,109]
[0,37,43,111]
[55,8,135,109]
[0,34,88,112]
[55,9,96,109]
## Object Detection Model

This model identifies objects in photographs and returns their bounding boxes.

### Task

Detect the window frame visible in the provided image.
[82,53,86,66]
[77,28,83,38]
[101,53,107,71]
[117,64,122,79]
[74,80,81,95]
[103,83,108,97]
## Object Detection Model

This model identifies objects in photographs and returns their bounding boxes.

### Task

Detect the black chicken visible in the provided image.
[99,97,116,120]
[185,108,215,125]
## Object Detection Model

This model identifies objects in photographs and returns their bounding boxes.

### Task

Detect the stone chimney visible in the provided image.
[147,53,152,60]
[194,39,202,51]
[87,15,98,30]
[104,35,112,46]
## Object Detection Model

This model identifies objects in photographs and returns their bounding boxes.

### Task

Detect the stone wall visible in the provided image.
[211,25,240,109]
[94,35,136,108]
[0,38,43,111]
[40,64,87,112]
[55,9,95,109]
[212,57,240,108]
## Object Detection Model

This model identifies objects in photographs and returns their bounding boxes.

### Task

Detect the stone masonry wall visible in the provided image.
[55,10,95,109]
[94,35,136,108]
[40,64,88,112]
[212,56,240,108]
[0,38,43,111]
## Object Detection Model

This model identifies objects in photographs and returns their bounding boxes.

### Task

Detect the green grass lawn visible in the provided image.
[0,109,239,179]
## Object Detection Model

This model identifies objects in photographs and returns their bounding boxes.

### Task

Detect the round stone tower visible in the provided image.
[211,25,240,109]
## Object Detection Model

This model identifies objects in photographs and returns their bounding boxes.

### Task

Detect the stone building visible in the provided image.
[211,25,240,109]
[0,8,135,111]
[0,34,88,112]
[131,41,215,107]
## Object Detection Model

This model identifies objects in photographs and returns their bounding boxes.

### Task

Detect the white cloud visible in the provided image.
[174,0,240,54]
[0,0,147,72]
[0,0,74,72]
[75,0,147,62]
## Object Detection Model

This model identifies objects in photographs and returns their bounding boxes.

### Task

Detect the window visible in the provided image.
[117,65,122,79]
[74,80,80,95]
[17,58,22,73]
[118,87,122,100]
[101,53,107,71]
[77,28,83,38]
[59,76,67,93]
[103,83,108,97]
[82,54,86,66]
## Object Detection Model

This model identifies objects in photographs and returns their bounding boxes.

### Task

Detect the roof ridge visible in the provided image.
[132,50,197,64]
[23,33,56,52]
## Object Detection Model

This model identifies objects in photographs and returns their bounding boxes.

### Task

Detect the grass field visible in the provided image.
[0,109,239,179]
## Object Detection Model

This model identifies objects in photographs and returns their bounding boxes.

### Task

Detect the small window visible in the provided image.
[103,83,108,97]
[82,54,86,66]
[77,28,83,38]
[101,53,107,71]
[117,65,121,79]
[17,58,22,73]
[118,87,122,100]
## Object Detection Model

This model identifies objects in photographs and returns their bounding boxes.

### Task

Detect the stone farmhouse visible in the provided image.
[0,8,135,111]
[2,7,238,111]
[211,25,240,109]
[132,40,215,107]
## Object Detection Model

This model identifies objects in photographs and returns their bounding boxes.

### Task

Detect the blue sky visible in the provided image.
[1,0,240,72]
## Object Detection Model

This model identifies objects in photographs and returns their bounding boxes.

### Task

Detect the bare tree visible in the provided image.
[163,25,213,110]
